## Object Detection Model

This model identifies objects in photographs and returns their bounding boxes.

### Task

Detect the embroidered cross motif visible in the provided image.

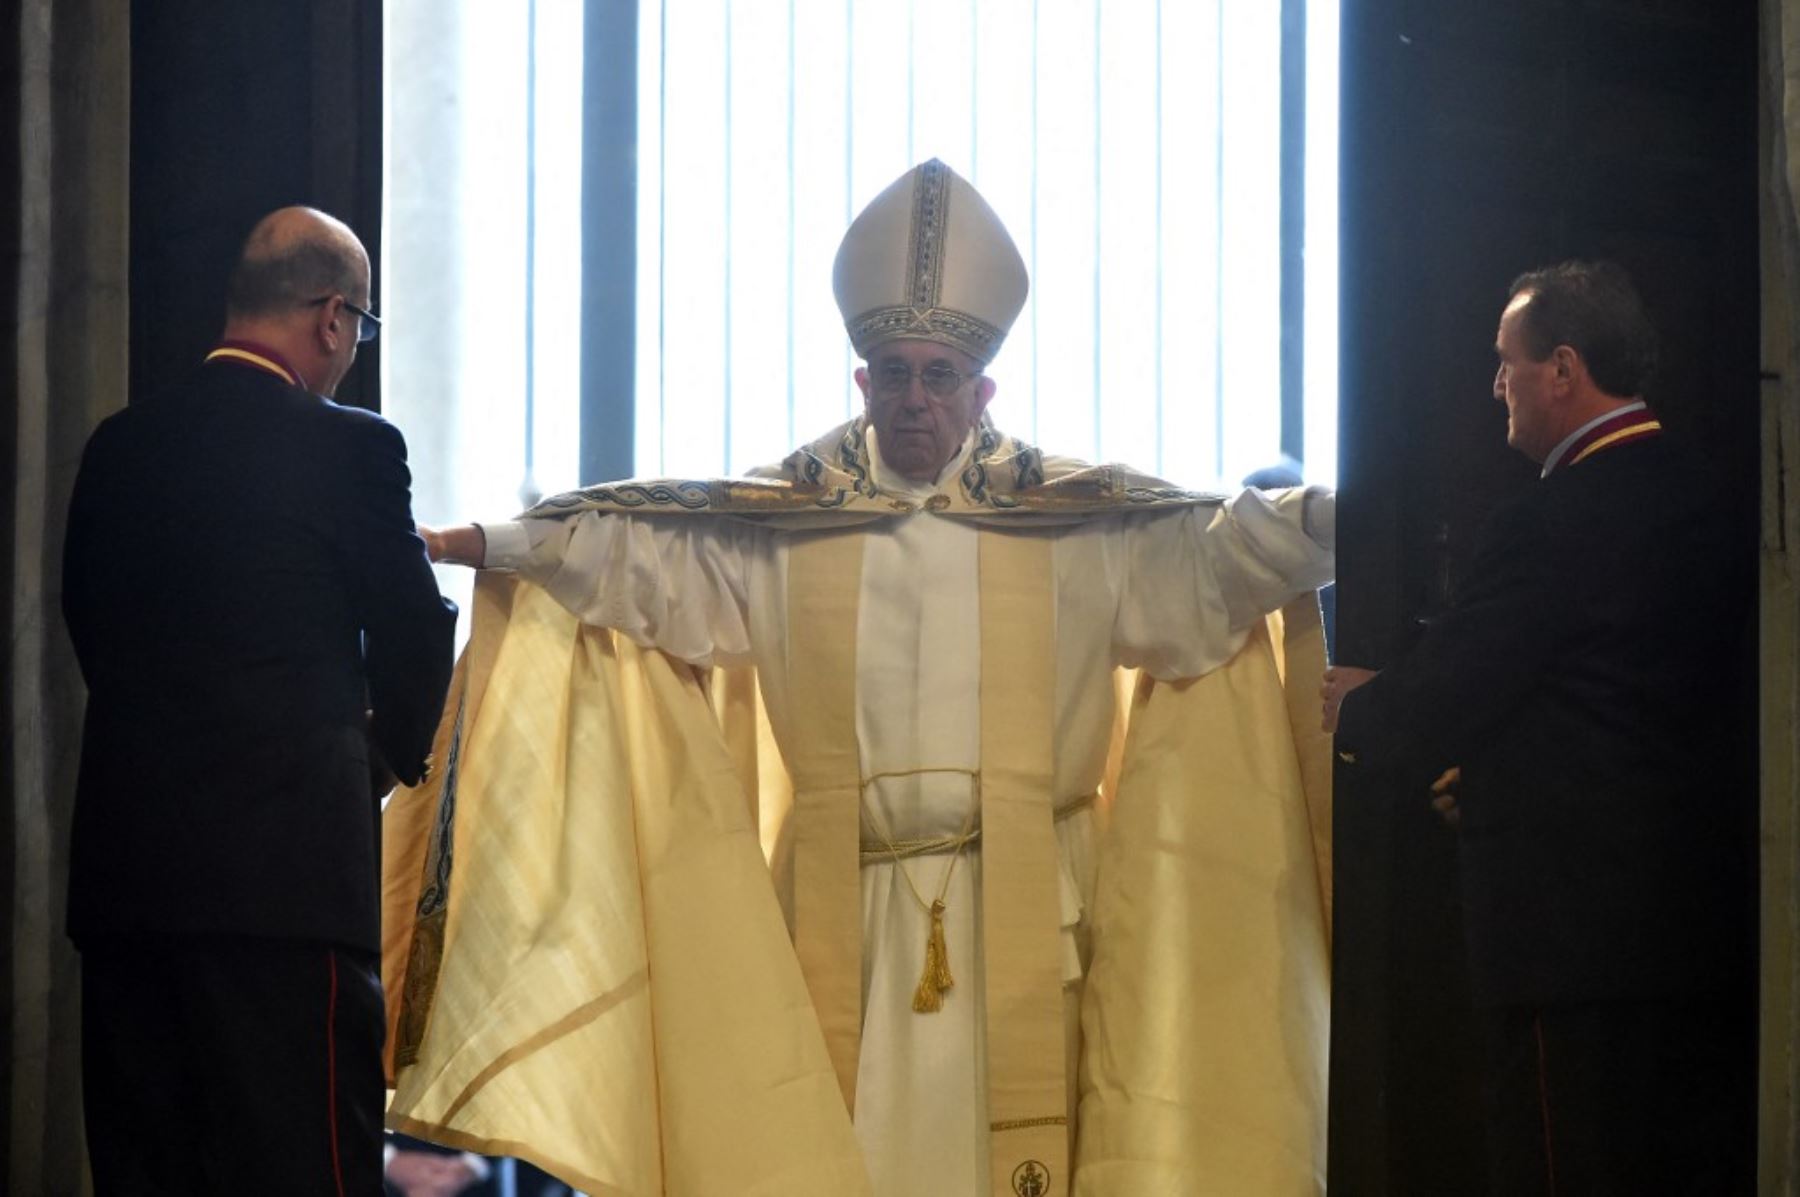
[1012,1160,1050,1197]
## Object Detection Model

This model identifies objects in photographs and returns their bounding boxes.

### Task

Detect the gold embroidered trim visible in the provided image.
[521,416,1229,520]
[990,1116,1069,1132]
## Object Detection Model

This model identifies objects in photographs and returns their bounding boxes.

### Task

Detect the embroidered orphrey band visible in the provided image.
[909,158,950,309]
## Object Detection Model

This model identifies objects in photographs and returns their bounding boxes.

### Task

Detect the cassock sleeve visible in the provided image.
[480,513,755,667]
[1113,485,1335,681]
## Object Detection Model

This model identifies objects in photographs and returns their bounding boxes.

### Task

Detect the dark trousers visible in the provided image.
[80,934,386,1196]
[1480,993,1754,1197]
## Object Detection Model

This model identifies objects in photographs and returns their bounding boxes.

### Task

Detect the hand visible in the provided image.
[1320,665,1378,733]
[416,522,446,562]
[1429,766,1462,827]
[417,522,485,567]
[385,1150,484,1197]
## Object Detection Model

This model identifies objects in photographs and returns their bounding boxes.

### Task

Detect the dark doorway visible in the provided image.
[1329,1,1760,1192]
[130,1,383,409]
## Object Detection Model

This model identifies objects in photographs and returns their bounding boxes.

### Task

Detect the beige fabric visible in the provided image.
[8,4,129,1193]
[976,530,1070,1196]
[384,574,870,1194]
[383,574,1332,1194]
[832,160,1030,365]
[1276,594,1336,945]
[1076,621,1331,1194]
[783,530,867,1110]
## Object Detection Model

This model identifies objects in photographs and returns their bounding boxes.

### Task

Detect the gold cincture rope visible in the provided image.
[859,767,980,1013]
[858,773,1100,1014]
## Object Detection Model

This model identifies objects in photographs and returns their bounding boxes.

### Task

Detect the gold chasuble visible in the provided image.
[381,419,1333,1195]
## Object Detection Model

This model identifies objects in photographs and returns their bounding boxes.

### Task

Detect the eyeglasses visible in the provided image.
[871,361,981,400]
[308,295,382,344]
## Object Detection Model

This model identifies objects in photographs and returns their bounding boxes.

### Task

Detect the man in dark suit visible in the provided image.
[62,206,458,1194]
[1321,261,1756,1195]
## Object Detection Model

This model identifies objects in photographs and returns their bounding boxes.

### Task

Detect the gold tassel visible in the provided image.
[912,899,955,1013]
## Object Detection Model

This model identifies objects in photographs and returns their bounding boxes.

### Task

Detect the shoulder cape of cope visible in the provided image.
[519,417,1229,525]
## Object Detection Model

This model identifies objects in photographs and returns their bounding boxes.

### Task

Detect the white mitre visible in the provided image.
[832,158,1029,365]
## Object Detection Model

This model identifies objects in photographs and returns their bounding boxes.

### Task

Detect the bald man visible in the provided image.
[62,207,457,1194]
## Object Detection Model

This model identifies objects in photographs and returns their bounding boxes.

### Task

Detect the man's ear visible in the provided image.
[1550,344,1581,393]
[315,296,347,353]
[853,365,872,405]
[972,374,997,419]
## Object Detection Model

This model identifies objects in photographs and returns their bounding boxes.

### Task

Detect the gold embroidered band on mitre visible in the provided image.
[845,304,1011,365]
[779,526,1070,1196]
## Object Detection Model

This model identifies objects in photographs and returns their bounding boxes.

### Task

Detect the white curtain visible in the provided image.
[384,0,585,637]
[637,0,1338,488]
[383,0,585,528]
[384,0,1337,544]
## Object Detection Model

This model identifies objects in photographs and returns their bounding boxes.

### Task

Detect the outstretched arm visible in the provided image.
[420,510,756,668]
[1113,486,1335,680]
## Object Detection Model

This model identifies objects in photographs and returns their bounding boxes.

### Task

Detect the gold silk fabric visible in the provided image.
[381,575,870,1195]
[1076,600,1331,1194]
[382,534,1332,1196]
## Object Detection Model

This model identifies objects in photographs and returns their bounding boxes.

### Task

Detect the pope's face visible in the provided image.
[856,339,996,482]
[1492,292,1560,464]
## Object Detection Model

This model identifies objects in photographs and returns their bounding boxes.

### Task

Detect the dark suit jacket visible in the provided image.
[1336,434,1755,1007]
[62,355,458,954]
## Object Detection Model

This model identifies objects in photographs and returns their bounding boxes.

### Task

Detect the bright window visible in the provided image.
[635,0,1338,489]
[384,0,1338,536]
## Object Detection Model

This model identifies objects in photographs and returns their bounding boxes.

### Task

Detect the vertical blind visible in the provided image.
[383,0,586,523]
[635,0,1337,488]
[384,0,1337,531]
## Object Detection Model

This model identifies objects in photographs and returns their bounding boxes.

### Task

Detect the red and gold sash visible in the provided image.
[1557,406,1662,472]
[204,340,304,388]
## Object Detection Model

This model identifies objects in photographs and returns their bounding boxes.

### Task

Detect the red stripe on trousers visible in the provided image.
[328,950,345,1197]
[1534,1013,1558,1196]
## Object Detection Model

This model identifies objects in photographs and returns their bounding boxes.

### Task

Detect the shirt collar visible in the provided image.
[1540,400,1647,477]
